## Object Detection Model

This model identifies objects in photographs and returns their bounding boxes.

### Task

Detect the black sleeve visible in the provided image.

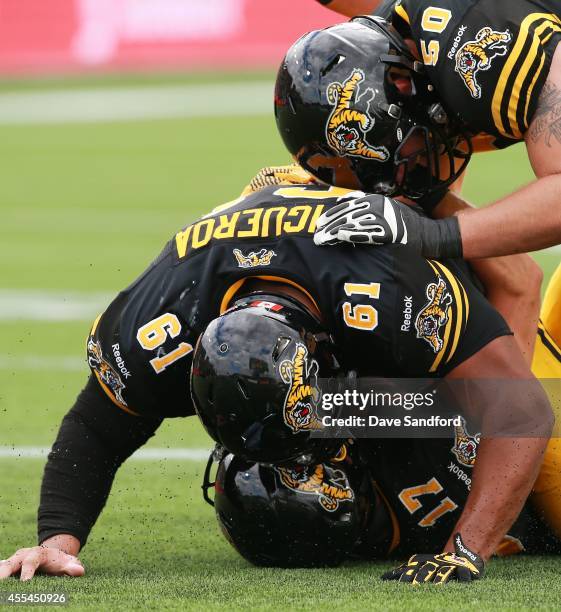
[38,374,162,548]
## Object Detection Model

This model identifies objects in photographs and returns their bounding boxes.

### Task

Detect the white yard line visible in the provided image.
[0,446,210,461]
[0,82,272,125]
[0,289,113,321]
[0,355,85,371]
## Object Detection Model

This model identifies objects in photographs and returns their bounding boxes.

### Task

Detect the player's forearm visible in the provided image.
[446,435,548,560]
[459,174,561,258]
[314,0,382,17]
[38,376,162,547]
[38,408,123,547]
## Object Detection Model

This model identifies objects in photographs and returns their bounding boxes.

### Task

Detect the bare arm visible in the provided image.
[433,192,542,363]
[459,44,561,258]
[314,0,382,17]
[444,335,553,560]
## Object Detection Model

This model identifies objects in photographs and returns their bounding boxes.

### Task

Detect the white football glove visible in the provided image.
[314,193,462,259]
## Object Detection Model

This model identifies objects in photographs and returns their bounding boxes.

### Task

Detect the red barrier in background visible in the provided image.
[0,0,340,75]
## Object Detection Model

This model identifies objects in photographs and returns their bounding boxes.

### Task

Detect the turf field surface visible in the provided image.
[0,72,560,611]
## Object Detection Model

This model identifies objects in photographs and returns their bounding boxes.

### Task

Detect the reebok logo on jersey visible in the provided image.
[112,343,132,379]
[448,461,472,491]
[87,338,128,406]
[447,25,468,60]
[401,296,413,332]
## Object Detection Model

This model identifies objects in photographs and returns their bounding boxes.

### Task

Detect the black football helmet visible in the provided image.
[274,16,472,201]
[190,294,342,465]
[203,446,375,567]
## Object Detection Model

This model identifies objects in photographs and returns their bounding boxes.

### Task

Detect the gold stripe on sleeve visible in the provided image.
[395,2,411,25]
[492,13,561,139]
[428,261,466,372]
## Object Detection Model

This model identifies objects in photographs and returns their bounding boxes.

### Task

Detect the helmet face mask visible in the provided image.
[274,16,472,201]
[190,294,342,465]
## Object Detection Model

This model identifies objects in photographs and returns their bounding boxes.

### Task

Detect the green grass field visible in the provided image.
[0,72,560,610]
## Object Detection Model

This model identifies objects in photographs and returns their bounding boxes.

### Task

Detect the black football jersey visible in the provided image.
[383,0,561,147]
[87,184,510,418]
[359,431,561,556]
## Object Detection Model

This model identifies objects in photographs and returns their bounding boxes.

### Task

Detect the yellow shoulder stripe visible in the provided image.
[93,371,140,416]
[394,2,410,25]
[492,13,561,139]
[427,260,467,372]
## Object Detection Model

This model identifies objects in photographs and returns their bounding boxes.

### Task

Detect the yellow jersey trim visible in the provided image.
[426,260,467,372]
[219,275,320,315]
[395,2,411,25]
[492,13,561,139]
[93,370,140,417]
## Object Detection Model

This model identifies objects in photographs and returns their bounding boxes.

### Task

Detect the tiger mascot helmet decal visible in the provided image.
[275,464,354,512]
[279,343,322,433]
[325,69,390,162]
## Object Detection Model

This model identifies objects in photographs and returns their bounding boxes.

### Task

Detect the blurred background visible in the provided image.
[0,0,558,568]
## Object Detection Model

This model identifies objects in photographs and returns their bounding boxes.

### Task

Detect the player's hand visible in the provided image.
[381,534,484,584]
[240,163,317,196]
[0,547,84,581]
[314,192,409,246]
[314,193,463,259]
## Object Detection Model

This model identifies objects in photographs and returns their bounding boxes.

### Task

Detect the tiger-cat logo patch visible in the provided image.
[276,463,354,512]
[279,343,322,433]
[415,277,453,354]
[325,69,390,162]
[233,248,276,268]
[87,338,127,406]
[451,417,480,467]
[455,27,511,99]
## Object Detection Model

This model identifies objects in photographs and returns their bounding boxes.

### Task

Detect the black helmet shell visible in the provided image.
[191,295,341,464]
[213,452,372,567]
[275,16,471,200]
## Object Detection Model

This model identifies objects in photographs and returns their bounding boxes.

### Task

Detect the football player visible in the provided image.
[205,265,561,578]
[0,180,551,582]
[206,439,561,578]
[276,3,561,259]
